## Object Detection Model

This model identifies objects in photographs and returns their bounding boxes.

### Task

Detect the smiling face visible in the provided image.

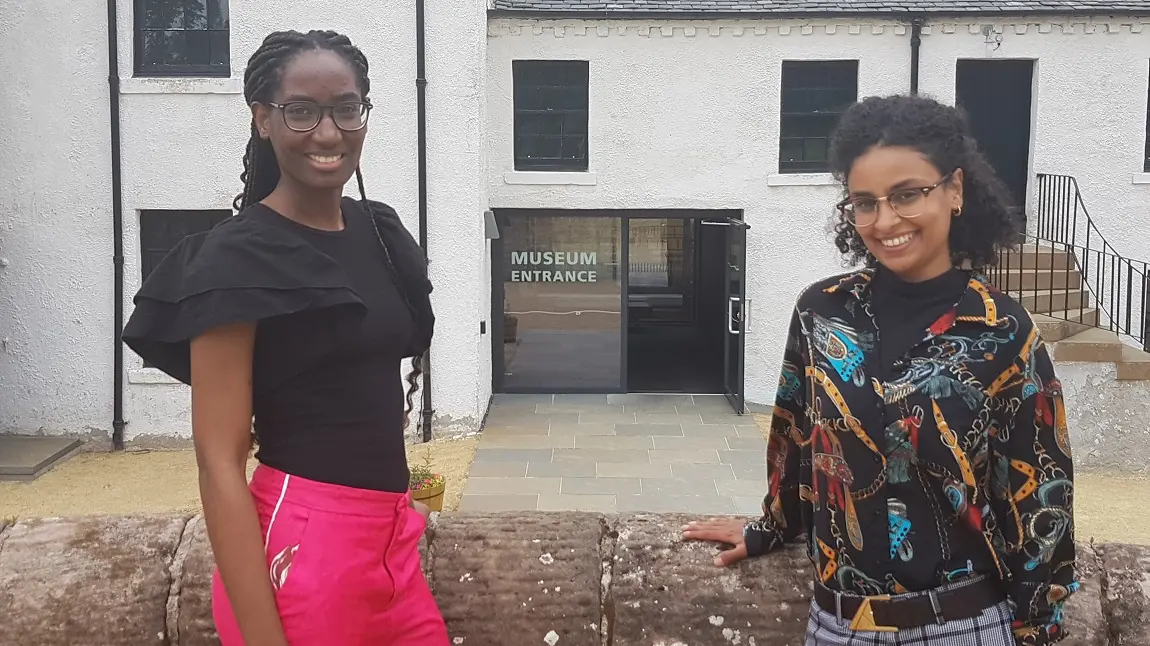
[252,48,368,195]
[844,145,964,282]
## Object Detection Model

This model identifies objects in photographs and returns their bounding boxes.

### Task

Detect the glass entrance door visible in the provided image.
[712,217,748,413]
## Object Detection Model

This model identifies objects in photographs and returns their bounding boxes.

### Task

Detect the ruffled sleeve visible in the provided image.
[122,213,367,385]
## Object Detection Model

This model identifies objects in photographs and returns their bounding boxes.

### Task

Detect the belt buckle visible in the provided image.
[848,595,898,632]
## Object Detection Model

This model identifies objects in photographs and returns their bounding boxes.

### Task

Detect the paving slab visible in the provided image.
[0,435,83,481]
[474,395,759,513]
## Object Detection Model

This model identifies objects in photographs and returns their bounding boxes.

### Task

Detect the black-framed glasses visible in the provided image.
[837,169,958,228]
[266,100,373,132]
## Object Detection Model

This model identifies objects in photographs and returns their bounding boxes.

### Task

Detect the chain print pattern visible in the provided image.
[743,269,1078,646]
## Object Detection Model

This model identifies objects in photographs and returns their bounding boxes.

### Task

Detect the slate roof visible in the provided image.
[489,0,1150,16]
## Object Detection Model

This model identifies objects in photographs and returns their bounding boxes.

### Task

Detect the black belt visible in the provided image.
[813,577,1003,632]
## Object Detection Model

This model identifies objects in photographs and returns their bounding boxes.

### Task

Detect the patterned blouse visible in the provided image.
[744,269,1077,646]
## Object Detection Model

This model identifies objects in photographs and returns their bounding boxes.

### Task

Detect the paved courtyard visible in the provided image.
[459,394,769,514]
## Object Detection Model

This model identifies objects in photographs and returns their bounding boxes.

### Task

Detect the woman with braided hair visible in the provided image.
[123,30,447,645]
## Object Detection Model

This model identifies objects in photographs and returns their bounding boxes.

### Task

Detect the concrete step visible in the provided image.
[1042,307,1101,328]
[0,435,83,481]
[991,267,1083,291]
[1000,245,1075,270]
[1117,344,1150,381]
[1034,314,1093,343]
[1051,328,1125,363]
[1012,288,1090,314]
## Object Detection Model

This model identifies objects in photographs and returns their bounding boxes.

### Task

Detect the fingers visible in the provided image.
[714,543,748,567]
[681,517,743,541]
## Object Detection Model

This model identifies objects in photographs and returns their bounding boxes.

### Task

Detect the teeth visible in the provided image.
[308,154,342,163]
[881,233,914,248]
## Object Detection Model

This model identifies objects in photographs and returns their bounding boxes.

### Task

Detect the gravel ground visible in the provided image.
[0,431,1145,547]
[0,435,480,519]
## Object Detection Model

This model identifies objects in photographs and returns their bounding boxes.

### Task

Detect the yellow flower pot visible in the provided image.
[412,481,446,512]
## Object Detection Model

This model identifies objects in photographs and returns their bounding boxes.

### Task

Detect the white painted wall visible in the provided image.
[0,1,114,438]
[4,7,1149,439]
[487,18,911,406]
[486,16,1150,407]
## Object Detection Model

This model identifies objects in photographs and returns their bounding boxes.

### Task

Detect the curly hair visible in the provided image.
[827,94,1023,270]
[235,30,425,437]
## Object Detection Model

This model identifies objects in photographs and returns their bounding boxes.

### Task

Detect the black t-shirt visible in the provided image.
[122,197,434,494]
[250,204,415,492]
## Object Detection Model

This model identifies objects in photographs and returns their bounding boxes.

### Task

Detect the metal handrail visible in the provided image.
[988,174,1148,351]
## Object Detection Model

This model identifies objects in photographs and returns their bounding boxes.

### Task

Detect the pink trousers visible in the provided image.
[211,465,449,646]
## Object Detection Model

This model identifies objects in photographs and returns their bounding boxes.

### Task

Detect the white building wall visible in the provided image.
[486,16,1150,407]
[917,19,1150,256]
[486,18,912,406]
[0,2,114,437]
[0,0,490,442]
[4,7,1149,439]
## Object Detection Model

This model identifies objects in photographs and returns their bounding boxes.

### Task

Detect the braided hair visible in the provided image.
[236,30,426,434]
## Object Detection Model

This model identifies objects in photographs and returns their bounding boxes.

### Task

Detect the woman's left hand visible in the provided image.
[413,500,432,521]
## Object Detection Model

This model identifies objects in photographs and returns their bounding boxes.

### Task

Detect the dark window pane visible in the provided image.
[803,138,828,162]
[183,29,211,65]
[209,29,229,66]
[779,138,804,164]
[142,0,186,29]
[184,0,208,30]
[778,60,857,174]
[142,30,186,66]
[563,111,587,135]
[561,137,586,162]
[533,136,563,161]
[513,59,590,171]
[207,0,228,29]
[136,0,230,75]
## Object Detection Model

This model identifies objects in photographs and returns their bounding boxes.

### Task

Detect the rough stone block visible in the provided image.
[0,514,190,645]
[174,515,219,646]
[1098,542,1150,646]
[432,511,605,646]
[1061,543,1108,646]
[609,513,810,646]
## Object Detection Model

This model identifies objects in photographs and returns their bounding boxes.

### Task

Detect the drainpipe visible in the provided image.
[910,18,923,95]
[107,0,126,450]
[416,0,434,443]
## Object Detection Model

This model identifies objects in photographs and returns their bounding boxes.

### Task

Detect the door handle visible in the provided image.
[728,297,741,335]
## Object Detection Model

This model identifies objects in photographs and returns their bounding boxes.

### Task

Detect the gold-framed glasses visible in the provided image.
[837,169,957,228]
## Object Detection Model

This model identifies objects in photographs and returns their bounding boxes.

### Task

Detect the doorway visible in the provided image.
[955,59,1035,211]
[625,218,723,394]
[491,209,747,410]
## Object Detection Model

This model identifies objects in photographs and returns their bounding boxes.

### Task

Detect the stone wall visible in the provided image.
[0,513,1146,645]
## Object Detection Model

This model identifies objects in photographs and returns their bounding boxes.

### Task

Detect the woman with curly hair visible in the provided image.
[122,30,448,646]
[684,94,1077,646]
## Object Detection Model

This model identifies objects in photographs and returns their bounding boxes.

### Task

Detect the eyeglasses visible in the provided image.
[266,100,373,132]
[836,170,957,228]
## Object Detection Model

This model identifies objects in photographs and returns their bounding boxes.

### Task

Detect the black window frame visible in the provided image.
[133,0,231,78]
[1144,60,1150,173]
[512,59,590,172]
[137,209,230,366]
[778,60,859,174]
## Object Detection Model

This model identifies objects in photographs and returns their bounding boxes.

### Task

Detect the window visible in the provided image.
[139,210,229,280]
[513,60,590,172]
[1144,62,1150,172]
[134,0,230,77]
[138,210,229,367]
[779,60,859,173]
